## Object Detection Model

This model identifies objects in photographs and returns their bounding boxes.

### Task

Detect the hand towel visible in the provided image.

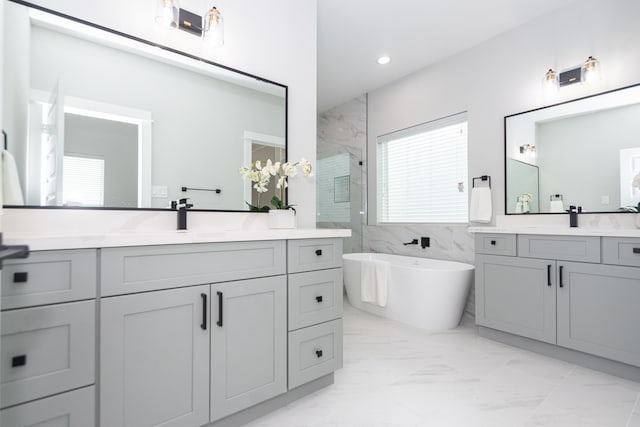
[360,257,390,307]
[549,200,564,213]
[470,186,492,223]
[3,150,25,205]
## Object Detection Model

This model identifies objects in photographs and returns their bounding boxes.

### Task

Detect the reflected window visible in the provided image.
[62,154,105,206]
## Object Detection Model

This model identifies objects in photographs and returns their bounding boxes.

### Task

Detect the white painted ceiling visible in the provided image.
[317,0,578,112]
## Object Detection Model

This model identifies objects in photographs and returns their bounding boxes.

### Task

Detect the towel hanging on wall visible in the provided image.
[470,175,492,223]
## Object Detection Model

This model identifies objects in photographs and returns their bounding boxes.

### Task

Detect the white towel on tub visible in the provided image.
[360,257,390,307]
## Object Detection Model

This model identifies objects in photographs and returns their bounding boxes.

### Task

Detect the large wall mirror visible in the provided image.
[505,83,640,214]
[2,1,287,211]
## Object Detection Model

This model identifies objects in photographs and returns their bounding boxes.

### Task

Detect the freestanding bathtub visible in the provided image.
[343,253,474,330]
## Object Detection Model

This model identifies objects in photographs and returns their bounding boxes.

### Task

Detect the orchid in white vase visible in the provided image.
[239,158,313,211]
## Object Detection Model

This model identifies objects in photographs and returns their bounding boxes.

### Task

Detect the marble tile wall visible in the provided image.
[317,95,477,320]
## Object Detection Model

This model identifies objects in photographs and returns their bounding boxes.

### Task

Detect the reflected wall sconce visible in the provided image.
[157,0,224,46]
[520,144,536,156]
[544,56,601,89]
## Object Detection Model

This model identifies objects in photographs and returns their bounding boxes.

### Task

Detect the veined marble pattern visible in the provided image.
[245,300,640,427]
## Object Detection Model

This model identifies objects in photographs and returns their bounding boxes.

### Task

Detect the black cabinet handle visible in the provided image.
[216,291,223,327]
[490,240,496,246]
[547,265,552,287]
[633,248,640,254]
[200,293,207,330]
[315,349,323,358]
[13,272,28,283]
[315,295,323,303]
[559,265,564,288]
[12,355,27,367]
[315,249,322,256]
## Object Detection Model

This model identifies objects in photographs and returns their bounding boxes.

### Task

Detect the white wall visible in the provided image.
[10,0,318,226]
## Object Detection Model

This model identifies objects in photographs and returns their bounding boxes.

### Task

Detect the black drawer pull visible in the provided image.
[633,248,640,254]
[13,272,28,283]
[201,293,207,330]
[547,265,552,287]
[315,349,323,358]
[559,265,564,288]
[490,240,496,246]
[12,355,27,367]
[216,291,223,327]
[315,295,323,303]
[315,249,323,256]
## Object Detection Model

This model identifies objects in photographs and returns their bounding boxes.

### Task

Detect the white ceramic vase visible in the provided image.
[268,209,296,229]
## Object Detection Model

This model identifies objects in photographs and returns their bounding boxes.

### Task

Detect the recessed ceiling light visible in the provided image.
[377,56,391,65]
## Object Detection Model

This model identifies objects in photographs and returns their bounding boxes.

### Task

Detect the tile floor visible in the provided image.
[245,300,640,427]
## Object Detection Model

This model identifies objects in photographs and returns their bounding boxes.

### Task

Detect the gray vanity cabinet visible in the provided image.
[210,276,287,422]
[557,261,640,367]
[100,285,211,427]
[475,233,640,372]
[475,254,556,344]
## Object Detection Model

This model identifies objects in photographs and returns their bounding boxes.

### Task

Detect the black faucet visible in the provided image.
[171,198,193,230]
[568,205,582,227]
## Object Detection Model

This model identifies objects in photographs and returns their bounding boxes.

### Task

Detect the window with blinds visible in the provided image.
[63,155,105,206]
[377,113,468,223]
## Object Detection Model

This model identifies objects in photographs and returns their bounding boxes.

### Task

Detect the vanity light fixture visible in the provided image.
[519,144,536,157]
[157,0,224,46]
[545,55,601,88]
[377,56,391,65]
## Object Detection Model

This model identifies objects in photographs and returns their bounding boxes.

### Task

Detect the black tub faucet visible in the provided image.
[171,198,193,230]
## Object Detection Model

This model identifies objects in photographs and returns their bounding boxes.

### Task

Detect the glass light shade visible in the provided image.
[582,56,601,84]
[542,68,558,92]
[157,0,179,29]
[203,6,224,46]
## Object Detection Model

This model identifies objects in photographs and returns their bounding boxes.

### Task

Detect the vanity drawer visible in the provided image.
[0,300,95,408]
[288,319,343,389]
[517,234,600,262]
[288,268,343,331]
[474,234,516,256]
[101,241,286,296]
[1,249,97,310]
[288,238,343,273]
[0,386,95,427]
[602,237,640,267]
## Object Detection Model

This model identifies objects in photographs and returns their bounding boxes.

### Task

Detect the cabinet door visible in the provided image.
[211,276,286,422]
[557,262,640,367]
[100,286,210,427]
[476,255,556,344]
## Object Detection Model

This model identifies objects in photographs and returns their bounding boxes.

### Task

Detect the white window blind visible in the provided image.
[63,155,105,206]
[377,113,468,223]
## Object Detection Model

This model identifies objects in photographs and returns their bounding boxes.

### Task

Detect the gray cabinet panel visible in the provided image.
[517,234,600,262]
[288,239,343,273]
[211,276,287,422]
[0,301,95,408]
[475,254,556,344]
[100,286,210,427]
[288,269,343,331]
[602,237,640,267]
[288,319,343,389]
[557,262,640,367]
[2,249,96,310]
[0,386,94,427]
[474,234,516,256]
[101,241,285,296]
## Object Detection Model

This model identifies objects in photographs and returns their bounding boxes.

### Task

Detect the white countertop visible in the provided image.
[4,228,352,251]
[468,226,640,238]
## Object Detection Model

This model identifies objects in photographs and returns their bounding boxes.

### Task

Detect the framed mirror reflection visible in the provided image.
[2,0,287,211]
[505,83,640,215]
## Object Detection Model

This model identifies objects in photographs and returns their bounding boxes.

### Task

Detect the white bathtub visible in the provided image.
[343,253,474,330]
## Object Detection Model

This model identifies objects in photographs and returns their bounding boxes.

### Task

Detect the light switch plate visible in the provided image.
[152,185,168,198]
